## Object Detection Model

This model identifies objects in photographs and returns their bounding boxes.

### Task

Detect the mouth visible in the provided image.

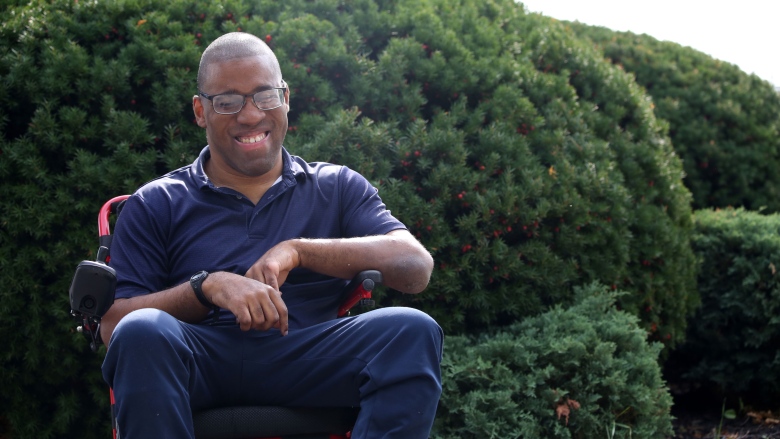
[235,132,269,144]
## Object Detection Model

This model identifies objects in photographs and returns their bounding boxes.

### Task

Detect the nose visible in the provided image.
[235,96,266,125]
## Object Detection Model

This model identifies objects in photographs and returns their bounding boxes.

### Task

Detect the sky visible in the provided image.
[518,0,780,87]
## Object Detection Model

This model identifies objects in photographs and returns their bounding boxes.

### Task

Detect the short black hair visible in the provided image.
[197,32,282,91]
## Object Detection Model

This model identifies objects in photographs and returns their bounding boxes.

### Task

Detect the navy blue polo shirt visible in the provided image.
[109,146,405,330]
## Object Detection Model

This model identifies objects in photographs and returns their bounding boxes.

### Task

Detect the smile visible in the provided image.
[236,132,268,144]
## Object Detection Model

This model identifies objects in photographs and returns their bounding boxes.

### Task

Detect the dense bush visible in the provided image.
[433,283,673,438]
[570,23,780,212]
[667,208,780,404]
[288,2,698,344]
[1,0,695,436]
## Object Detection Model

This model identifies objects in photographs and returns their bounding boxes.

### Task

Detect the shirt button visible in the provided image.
[236,195,242,200]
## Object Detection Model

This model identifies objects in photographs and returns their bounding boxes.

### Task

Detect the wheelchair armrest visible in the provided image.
[338,270,382,317]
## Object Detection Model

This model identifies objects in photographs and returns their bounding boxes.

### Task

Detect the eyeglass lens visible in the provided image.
[212,89,284,114]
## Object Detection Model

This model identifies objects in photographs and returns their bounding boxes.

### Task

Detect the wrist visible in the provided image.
[190,271,217,310]
[286,238,306,269]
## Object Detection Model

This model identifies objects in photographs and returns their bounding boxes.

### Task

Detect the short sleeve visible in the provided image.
[109,193,171,299]
[337,166,406,237]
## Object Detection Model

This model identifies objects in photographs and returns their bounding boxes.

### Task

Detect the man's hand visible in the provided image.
[245,241,301,291]
[203,272,288,335]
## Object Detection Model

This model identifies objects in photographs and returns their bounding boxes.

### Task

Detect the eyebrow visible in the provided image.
[211,84,282,95]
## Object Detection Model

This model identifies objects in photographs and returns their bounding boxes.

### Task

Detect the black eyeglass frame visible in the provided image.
[198,80,288,115]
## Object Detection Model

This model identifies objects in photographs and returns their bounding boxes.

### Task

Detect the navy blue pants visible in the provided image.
[102,307,443,438]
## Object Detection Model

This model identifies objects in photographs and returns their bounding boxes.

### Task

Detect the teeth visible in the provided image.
[237,133,267,143]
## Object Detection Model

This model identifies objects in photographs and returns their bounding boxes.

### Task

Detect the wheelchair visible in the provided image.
[70,195,382,439]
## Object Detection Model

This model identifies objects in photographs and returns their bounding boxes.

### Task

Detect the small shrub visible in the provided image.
[433,282,673,439]
[669,208,780,403]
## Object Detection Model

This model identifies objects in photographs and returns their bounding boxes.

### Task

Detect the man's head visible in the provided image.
[193,32,289,185]
[197,33,282,91]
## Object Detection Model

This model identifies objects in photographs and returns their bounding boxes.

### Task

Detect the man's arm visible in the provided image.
[100,272,288,344]
[245,229,434,295]
[101,228,429,343]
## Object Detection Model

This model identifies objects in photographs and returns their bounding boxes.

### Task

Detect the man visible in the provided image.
[100,32,442,438]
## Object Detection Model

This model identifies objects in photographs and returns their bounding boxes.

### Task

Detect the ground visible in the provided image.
[668,382,780,439]
[671,409,780,439]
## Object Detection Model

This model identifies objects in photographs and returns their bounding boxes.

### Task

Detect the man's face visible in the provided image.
[193,56,289,181]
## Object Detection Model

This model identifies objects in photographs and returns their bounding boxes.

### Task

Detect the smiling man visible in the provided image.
[99,32,442,439]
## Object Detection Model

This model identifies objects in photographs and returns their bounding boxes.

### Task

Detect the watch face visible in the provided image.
[192,271,207,283]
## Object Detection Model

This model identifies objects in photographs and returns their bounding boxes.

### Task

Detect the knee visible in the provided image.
[396,307,442,337]
[108,308,185,355]
[368,307,443,358]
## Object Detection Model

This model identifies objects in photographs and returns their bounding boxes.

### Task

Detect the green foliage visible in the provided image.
[433,283,673,439]
[668,208,780,404]
[570,22,780,212]
[286,1,697,346]
[0,0,696,436]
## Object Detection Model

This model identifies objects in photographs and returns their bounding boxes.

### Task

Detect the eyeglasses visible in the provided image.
[199,82,288,115]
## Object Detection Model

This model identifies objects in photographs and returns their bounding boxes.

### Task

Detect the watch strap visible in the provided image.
[190,270,217,310]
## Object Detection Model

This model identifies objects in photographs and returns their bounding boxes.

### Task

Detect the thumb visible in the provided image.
[263,260,281,291]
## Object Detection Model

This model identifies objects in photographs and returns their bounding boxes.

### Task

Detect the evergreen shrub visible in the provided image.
[570,23,780,212]
[668,208,780,403]
[289,3,698,345]
[1,0,694,436]
[433,283,673,439]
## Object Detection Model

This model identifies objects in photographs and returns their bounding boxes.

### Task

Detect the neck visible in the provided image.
[204,156,283,205]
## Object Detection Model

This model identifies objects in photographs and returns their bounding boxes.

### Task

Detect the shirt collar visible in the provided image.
[192,145,304,190]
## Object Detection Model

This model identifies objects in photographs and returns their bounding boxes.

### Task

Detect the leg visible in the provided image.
[102,308,242,439]
[238,307,443,439]
[103,307,443,439]
[349,307,443,439]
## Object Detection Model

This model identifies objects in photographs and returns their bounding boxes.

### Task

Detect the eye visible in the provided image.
[254,91,281,107]
[213,95,243,112]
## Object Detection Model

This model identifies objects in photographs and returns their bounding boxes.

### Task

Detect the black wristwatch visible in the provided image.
[190,270,217,310]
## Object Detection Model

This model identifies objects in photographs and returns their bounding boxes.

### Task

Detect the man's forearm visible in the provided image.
[100,282,211,345]
[292,230,433,294]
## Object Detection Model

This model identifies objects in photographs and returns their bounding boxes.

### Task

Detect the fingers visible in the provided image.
[245,241,298,288]
[269,288,288,335]
[245,264,266,285]
[209,272,288,335]
[236,284,287,335]
[262,260,281,291]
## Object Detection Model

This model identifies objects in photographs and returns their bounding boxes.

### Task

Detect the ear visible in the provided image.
[283,85,291,113]
[193,95,208,128]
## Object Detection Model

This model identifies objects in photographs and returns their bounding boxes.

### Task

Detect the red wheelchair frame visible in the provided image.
[71,195,382,439]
